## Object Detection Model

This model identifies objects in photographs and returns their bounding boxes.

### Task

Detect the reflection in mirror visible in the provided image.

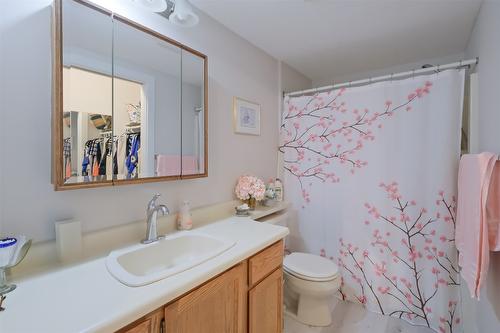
[62,0,113,184]
[113,19,182,180]
[181,50,206,176]
[55,0,208,189]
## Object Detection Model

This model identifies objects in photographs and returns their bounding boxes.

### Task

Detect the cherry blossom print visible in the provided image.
[280,82,433,203]
[329,183,460,332]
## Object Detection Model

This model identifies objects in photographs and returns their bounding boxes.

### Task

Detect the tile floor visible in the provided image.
[284,300,435,333]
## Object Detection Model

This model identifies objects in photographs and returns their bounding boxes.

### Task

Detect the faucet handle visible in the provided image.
[147,193,161,211]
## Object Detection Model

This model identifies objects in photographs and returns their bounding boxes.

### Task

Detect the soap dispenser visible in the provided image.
[274,178,283,201]
[177,201,193,230]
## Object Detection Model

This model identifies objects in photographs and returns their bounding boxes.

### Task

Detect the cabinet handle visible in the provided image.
[160,318,165,333]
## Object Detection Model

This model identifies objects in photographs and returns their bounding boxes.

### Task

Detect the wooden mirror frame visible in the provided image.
[52,0,208,190]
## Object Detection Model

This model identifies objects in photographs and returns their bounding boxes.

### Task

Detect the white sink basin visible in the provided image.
[106,232,236,286]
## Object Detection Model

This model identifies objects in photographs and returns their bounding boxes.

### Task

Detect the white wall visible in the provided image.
[0,0,281,242]
[182,82,203,156]
[276,61,312,178]
[313,53,466,87]
[464,1,500,332]
[280,61,312,94]
[466,0,500,153]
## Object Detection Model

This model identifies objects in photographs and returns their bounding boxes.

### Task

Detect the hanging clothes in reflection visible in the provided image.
[125,133,140,178]
[81,131,140,178]
[81,137,111,177]
[82,139,102,177]
[63,138,71,180]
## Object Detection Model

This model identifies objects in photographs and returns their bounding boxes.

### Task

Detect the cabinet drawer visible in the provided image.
[248,240,283,287]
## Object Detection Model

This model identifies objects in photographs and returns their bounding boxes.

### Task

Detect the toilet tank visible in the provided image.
[254,208,291,252]
[255,210,289,227]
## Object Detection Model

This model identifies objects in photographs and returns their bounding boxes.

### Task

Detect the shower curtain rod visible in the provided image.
[285,58,478,97]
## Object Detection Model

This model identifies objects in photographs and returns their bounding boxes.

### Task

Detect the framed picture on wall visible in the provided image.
[233,97,261,135]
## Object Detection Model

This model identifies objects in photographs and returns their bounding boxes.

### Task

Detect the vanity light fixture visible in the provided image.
[133,0,199,27]
[169,0,199,27]
[131,0,168,13]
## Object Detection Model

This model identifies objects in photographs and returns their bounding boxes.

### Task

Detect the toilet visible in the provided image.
[283,252,340,326]
[258,208,341,327]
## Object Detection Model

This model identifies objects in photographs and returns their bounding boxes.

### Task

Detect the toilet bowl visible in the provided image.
[258,209,340,327]
[283,252,340,326]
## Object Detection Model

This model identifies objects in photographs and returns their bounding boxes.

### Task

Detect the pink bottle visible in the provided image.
[177,201,193,230]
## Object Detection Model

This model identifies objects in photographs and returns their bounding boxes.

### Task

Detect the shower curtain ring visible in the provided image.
[390,73,394,82]
[412,69,415,79]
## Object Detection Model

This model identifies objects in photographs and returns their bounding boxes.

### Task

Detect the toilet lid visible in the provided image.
[284,252,339,281]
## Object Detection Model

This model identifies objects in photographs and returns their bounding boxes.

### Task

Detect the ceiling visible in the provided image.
[191,0,482,82]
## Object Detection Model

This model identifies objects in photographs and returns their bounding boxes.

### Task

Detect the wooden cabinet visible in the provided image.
[118,309,163,333]
[248,240,283,288]
[249,268,283,333]
[117,240,284,333]
[164,262,247,333]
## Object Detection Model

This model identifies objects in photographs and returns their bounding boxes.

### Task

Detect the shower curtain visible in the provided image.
[281,70,465,333]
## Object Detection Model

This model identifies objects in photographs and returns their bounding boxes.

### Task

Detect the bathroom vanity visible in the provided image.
[0,216,288,333]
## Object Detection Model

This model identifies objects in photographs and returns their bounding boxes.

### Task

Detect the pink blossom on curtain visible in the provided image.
[280,81,433,204]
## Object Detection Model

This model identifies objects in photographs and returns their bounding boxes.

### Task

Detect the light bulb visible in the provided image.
[170,0,199,27]
[131,0,168,13]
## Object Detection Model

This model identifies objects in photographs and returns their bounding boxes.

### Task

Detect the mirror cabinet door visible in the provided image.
[181,49,206,177]
[112,18,182,182]
[61,0,113,185]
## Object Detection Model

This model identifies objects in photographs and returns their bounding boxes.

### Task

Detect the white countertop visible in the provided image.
[0,218,288,333]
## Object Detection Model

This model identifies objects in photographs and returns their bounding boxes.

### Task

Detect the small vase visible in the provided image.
[245,197,257,210]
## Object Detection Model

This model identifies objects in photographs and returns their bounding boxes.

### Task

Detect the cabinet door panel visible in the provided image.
[164,263,247,333]
[249,268,283,333]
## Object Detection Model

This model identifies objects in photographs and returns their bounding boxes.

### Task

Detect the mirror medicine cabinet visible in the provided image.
[52,0,208,190]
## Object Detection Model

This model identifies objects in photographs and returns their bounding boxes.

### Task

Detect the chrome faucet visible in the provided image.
[142,194,170,244]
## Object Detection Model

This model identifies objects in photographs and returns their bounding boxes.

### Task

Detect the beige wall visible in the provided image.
[114,77,142,134]
[0,0,281,242]
[63,67,113,116]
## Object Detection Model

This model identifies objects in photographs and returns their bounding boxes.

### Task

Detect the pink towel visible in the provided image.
[156,155,181,176]
[456,152,499,299]
[155,155,198,176]
[181,156,199,175]
[487,161,500,251]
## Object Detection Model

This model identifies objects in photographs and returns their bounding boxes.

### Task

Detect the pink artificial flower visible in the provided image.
[234,175,266,201]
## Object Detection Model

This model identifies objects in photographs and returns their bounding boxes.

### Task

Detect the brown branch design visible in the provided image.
[329,182,460,332]
[280,82,433,204]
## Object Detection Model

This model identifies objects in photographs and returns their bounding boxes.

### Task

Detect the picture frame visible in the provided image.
[233,97,261,135]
